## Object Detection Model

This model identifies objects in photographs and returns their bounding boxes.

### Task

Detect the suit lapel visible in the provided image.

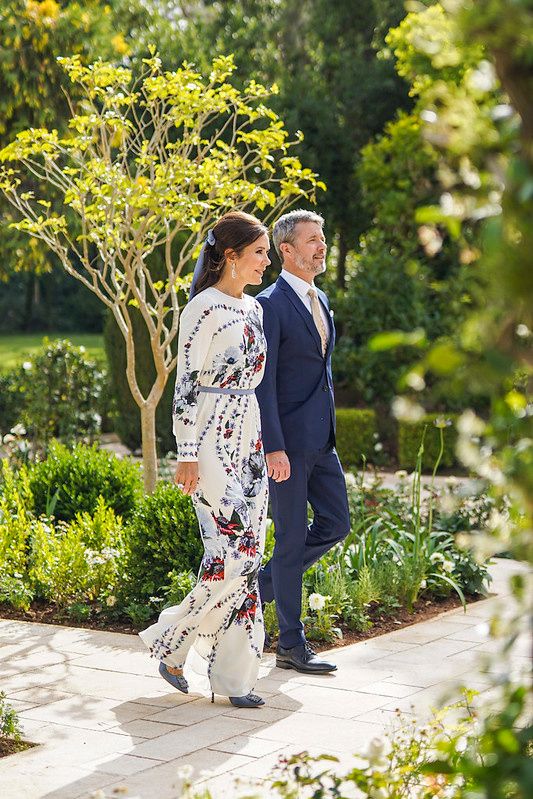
[276,276,323,356]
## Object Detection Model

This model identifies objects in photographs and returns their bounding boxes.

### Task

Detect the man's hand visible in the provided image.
[266,451,291,482]
[174,461,199,495]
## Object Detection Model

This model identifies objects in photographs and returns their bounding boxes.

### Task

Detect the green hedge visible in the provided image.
[397,414,459,471]
[29,441,143,521]
[124,481,201,602]
[335,408,378,468]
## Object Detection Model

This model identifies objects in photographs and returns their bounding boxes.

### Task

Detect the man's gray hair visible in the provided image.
[272,209,324,260]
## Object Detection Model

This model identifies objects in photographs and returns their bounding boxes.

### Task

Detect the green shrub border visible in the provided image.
[335,408,378,468]
[397,413,460,470]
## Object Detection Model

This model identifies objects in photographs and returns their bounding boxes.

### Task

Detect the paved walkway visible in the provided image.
[0,559,530,799]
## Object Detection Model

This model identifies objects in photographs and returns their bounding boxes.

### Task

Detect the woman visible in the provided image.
[139,211,270,708]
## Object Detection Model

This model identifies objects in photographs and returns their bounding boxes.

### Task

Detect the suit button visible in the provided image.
[322,385,328,392]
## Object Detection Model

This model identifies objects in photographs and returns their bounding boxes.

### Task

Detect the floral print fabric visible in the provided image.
[139,287,268,697]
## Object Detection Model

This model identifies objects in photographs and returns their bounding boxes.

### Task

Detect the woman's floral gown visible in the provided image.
[139,286,268,697]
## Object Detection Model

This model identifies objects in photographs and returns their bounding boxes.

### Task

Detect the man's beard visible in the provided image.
[294,252,326,275]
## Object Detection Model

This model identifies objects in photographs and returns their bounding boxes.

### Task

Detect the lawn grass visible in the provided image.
[0,333,105,371]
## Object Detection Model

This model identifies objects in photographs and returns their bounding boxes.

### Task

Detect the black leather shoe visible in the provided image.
[276,641,337,673]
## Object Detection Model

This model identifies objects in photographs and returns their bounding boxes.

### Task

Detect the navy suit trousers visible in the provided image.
[258,440,350,648]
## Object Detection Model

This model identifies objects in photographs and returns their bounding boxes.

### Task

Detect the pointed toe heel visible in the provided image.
[229,693,265,708]
[159,662,189,694]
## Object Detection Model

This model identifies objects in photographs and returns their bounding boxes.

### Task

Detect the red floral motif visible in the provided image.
[224,421,234,439]
[212,513,242,537]
[238,530,257,557]
[220,371,241,388]
[244,324,255,344]
[201,556,225,581]
[252,353,265,374]
[236,591,257,621]
[254,438,262,452]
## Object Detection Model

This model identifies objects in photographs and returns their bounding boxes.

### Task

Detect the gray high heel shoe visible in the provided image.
[211,691,264,708]
[159,662,188,693]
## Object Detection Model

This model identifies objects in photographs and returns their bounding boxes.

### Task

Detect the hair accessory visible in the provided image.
[206,229,216,246]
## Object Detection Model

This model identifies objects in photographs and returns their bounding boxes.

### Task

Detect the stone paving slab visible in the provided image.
[0,558,530,799]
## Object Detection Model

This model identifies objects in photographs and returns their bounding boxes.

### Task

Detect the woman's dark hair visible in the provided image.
[191,211,267,297]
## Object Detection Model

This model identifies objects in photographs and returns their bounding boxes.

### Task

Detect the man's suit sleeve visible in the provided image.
[256,295,286,454]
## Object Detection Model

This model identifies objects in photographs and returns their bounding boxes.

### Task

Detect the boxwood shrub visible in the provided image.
[335,408,378,468]
[124,481,201,602]
[29,441,142,521]
[397,414,459,471]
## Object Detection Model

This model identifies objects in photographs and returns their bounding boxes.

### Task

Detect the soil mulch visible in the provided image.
[0,592,485,648]
[306,592,485,653]
[0,738,37,758]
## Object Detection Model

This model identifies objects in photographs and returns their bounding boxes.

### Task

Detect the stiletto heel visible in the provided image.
[211,692,214,703]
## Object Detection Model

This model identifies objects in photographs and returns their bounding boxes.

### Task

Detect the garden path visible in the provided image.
[0,558,529,799]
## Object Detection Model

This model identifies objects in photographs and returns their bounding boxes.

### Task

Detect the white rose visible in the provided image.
[175,764,194,782]
[308,593,327,612]
[442,560,454,573]
[106,595,117,607]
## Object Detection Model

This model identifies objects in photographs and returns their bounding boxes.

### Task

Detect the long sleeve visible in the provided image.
[172,298,218,461]
[255,296,286,453]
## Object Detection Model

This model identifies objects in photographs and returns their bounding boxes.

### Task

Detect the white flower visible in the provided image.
[391,396,425,423]
[442,560,454,573]
[457,410,485,437]
[455,533,471,550]
[22,361,32,371]
[440,192,464,217]
[418,224,443,256]
[467,60,496,93]
[369,789,388,799]
[420,579,427,589]
[394,470,408,480]
[308,593,327,611]
[374,442,383,452]
[430,552,445,563]
[365,736,391,770]
[105,595,117,607]
[405,370,426,391]
[459,158,481,189]
[11,423,26,436]
[176,764,194,782]
[420,109,437,124]
[516,324,530,338]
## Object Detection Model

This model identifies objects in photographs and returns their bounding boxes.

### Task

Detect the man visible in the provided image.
[256,209,350,674]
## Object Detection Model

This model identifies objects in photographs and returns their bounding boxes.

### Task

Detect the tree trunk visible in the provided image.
[140,403,158,493]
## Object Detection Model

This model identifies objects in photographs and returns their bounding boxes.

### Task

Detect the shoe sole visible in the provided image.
[276,659,337,673]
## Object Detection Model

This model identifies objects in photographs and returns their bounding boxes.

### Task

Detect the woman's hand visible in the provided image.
[174,461,199,495]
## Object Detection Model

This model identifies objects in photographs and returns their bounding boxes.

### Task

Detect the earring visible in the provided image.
[231,262,237,279]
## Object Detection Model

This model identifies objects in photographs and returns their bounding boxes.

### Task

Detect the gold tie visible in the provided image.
[307,287,328,356]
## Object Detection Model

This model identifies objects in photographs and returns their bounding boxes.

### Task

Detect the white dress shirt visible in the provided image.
[280,269,330,334]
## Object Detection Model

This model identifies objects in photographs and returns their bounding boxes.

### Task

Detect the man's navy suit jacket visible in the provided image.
[255,276,336,454]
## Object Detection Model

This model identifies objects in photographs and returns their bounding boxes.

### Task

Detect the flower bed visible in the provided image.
[0,443,494,644]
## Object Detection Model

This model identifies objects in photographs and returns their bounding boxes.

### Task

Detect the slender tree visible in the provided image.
[0,53,323,491]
